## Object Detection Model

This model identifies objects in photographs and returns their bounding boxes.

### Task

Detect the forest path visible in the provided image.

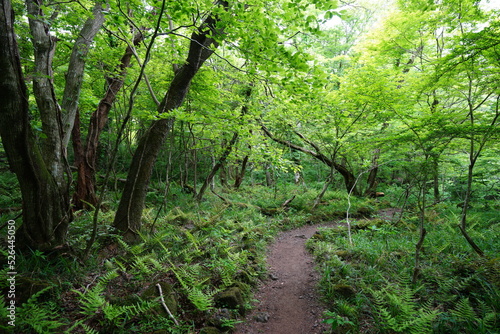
[233,224,329,334]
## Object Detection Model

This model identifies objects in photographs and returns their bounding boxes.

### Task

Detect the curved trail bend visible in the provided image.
[234,224,328,334]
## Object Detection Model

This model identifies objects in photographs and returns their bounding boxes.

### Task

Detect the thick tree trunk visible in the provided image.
[72,32,144,210]
[0,0,70,249]
[1,0,105,249]
[113,2,228,238]
[26,0,67,186]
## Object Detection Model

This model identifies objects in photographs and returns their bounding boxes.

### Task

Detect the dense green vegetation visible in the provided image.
[0,0,499,332]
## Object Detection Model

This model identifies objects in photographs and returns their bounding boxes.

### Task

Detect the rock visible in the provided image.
[269,273,279,280]
[332,284,356,299]
[334,250,353,260]
[214,287,244,314]
[254,311,270,323]
[199,326,222,334]
[207,308,232,328]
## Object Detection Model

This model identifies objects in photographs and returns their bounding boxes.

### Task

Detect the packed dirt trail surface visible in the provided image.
[234,224,329,334]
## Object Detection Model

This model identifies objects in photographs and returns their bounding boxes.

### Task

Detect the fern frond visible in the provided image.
[186,286,216,311]
[451,298,477,322]
[103,300,156,324]
[371,281,440,334]
[74,270,118,316]
[16,286,65,334]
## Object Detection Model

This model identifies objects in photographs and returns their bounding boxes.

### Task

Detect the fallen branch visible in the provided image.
[281,195,296,208]
[210,188,231,205]
[156,283,179,326]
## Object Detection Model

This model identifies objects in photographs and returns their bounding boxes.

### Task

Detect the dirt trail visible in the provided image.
[234,224,329,334]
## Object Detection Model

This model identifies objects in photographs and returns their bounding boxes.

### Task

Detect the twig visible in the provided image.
[156,283,179,326]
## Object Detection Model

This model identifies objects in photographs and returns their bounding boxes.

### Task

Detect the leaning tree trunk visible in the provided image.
[260,123,360,195]
[72,32,143,210]
[113,2,229,239]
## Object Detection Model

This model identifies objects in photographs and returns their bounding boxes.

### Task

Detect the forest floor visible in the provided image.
[233,224,330,334]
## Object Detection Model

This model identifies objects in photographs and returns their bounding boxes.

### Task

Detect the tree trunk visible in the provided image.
[113,2,229,238]
[364,149,380,196]
[265,163,274,187]
[72,32,144,210]
[312,172,333,210]
[234,155,249,189]
[196,133,238,202]
[0,0,70,249]
[61,3,105,148]
[260,123,360,195]
[459,163,484,256]
[431,155,440,203]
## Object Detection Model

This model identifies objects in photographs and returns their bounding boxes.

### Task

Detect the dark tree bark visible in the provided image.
[113,1,229,239]
[260,123,360,196]
[233,154,249,189]
[0,0,67,249]
[196,133,239,202]
[72,32,144,210]
[0,0,103,249]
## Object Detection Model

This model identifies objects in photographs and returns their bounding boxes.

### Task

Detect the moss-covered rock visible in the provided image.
[334,250,353,260]
[332,284,356,299]
[207,308,232,328]
[199,327,222,334]
[214,287,244,314]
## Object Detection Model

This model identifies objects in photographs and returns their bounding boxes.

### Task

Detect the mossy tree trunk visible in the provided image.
[113,1,229,239]
[0,0,103,249]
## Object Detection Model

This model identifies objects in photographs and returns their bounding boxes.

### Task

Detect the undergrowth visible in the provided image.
[307,207,500,333]
[1,181,498,333]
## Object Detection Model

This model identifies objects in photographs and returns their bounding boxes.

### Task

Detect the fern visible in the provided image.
[73,269,156,330]
[102,299,156,325]
[451,298,477,322]
[371,282,440,334]
[73,270,118,316]
[130,253,166,278]
[185,286,216,311]
[167,261,216,311]
[64,321,99,334]
[450,298,498,333]
[15,286,65,334]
